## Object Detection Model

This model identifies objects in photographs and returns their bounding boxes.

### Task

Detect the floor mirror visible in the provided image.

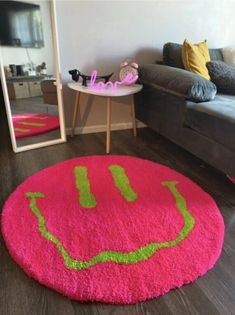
[0,0,66,153]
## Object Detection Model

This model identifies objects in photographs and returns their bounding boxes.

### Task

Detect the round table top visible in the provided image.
[68,82,143,97]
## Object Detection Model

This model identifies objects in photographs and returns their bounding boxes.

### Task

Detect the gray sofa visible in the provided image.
[135,43,235,177]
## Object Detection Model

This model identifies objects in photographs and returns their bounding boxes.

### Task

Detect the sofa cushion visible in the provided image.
[139,64,217,102]
[185,94,235,151]
[163,42,223,69]
[163,43,185,68]
[206,61,235,95]
[222,46,235,67]
[182,39,211,80]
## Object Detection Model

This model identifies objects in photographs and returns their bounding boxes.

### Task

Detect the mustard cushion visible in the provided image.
[182,39,211,80]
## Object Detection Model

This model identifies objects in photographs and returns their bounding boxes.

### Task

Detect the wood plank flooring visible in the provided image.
[0,95,235,315]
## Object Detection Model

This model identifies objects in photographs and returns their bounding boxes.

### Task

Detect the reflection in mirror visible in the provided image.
[0,0,66,151]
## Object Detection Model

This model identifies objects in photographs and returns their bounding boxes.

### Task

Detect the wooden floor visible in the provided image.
[0,98,235,315]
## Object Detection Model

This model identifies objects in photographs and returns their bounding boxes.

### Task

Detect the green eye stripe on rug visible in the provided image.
[25,181,195,271]
[109,165,138,202]
[17,121,46,127]
[74,166,97,208]
[74,164,138,208]
[14,127,30,133]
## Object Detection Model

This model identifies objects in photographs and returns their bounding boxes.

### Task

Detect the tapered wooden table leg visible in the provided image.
[131,94,137,136]
[106,96,112,154]
[71,91,80,137]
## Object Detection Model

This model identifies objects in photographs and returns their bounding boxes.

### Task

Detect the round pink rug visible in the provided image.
[13,113,60,138]
[1,156,224,304]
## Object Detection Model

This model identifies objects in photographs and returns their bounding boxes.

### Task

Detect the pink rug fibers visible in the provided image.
[227,176,235,184]
[13,113,60,138]
[1,156,224,304]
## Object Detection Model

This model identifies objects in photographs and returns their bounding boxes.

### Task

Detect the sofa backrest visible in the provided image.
[163,42,224,69]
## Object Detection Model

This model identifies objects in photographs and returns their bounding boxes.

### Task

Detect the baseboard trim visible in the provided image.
[66,121,146,135]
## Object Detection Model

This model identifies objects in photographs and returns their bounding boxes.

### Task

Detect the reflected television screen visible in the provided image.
[0,1,44,48]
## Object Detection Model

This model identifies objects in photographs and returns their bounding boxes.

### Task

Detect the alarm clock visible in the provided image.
[119,58,139,85]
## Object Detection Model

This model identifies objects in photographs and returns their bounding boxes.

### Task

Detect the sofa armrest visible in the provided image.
[139,64,217,102]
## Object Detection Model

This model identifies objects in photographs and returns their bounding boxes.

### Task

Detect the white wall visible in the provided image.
[1,0,55,75]
[55,0,235,132]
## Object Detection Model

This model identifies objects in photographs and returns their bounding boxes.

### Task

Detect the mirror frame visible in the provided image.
[0,0,66,153]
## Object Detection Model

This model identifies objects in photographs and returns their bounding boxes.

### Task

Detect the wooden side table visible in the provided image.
[68,83,143,154]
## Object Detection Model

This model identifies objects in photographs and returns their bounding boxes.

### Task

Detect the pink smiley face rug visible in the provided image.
[13,113,60,138]
[1,156,224,304]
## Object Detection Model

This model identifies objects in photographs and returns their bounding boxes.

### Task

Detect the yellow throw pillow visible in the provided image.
[182,39,211,80]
